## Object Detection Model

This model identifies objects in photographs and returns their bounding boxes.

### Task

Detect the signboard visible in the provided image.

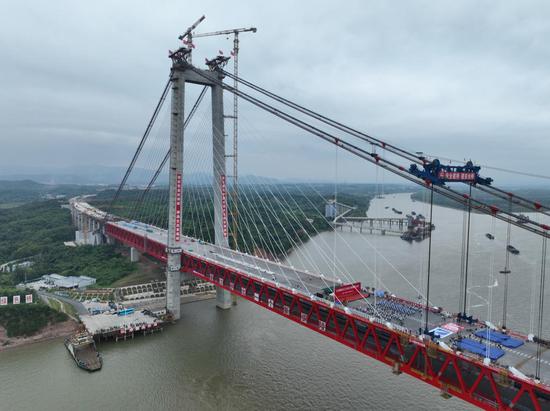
[334,282,362,302]
[437,170,476,182]
[13,295,20,305]
[221,174,228,238]
[175,172,182,242]
[0,296,7,306]
[25,294,33,304]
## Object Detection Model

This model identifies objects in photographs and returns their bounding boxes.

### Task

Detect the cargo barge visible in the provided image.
[64,332,102,371]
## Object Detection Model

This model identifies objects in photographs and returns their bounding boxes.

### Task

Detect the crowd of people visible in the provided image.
[353,296,421,326]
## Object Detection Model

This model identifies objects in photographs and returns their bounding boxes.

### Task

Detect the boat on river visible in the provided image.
[64,332,102,371]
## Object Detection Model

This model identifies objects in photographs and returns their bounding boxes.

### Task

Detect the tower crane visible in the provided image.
[192,26,257,251]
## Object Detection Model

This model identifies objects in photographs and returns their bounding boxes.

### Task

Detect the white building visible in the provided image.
[24,274,97,290]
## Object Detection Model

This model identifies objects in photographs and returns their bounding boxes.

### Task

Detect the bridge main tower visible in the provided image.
[165,49,233,319]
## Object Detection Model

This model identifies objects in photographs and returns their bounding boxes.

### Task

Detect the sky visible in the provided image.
[1,0,549,184]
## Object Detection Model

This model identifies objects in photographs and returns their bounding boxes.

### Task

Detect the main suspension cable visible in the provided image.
[225,69,550,215]
[187,66,550,238]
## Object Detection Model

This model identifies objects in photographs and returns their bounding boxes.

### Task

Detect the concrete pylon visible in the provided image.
[165,70,185,320]
[212,76,232,310]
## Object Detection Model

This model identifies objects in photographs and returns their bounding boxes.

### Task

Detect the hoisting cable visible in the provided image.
[132,86,208,215]
[108,78,171,214]
[535,234,547,381]
[424,184,434,334]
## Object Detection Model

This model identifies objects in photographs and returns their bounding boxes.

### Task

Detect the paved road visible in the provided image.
[39,291,88,316]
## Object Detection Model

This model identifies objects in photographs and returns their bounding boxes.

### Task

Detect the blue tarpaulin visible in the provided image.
[474,329,524,348]
[457,338,505,360]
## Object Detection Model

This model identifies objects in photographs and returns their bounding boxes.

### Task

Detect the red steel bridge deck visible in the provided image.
[100,209,550,410]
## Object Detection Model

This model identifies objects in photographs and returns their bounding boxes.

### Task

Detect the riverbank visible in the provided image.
[0,319,79,352]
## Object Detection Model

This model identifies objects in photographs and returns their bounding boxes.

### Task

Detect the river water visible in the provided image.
[1,193,548,410]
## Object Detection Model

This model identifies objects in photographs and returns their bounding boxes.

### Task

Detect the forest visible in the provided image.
[91,183,410,258]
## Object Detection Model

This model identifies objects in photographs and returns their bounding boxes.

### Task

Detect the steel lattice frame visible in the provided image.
[105,223,550,410]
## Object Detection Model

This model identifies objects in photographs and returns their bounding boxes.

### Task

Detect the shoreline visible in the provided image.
[0,319,79,352]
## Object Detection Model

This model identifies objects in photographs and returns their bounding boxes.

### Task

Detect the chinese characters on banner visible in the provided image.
[221,175,228,238]
[175,172,182,242]
[0,295,33,305]
[437,170,475,181]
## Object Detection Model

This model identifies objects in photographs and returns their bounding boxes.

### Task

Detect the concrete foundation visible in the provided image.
[166,265,181,320]
[130,247,140,262]
[216,287,232,309]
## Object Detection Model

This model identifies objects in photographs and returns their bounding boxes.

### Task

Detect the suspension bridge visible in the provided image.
[69,19,550,410]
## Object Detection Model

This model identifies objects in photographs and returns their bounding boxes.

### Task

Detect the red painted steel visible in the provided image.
[105,223,550,410]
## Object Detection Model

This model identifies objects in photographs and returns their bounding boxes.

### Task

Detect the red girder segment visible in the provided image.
[105,223,550,410]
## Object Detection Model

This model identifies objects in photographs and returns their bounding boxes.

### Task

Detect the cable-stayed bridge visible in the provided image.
[69,24,550,410]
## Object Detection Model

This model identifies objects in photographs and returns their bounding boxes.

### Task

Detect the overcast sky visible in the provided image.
[1,1,549,184]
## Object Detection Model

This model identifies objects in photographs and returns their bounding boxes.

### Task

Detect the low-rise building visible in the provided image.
[24,274,97,290]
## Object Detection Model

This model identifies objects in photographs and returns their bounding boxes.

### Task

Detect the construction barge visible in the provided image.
[64,332,102,371]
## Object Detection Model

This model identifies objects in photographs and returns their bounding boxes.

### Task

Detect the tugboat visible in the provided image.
[485,233,495,240]
[507,245,520,255]
[65,332,102,371]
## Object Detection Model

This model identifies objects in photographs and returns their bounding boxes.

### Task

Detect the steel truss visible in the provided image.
[105,222,550,410]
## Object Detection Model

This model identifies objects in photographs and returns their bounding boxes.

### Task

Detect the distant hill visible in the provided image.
[0,180,104,204]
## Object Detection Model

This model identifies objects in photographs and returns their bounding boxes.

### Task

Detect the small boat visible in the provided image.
[485,233,494,240]
[384,206,389,209]
[507,245,520,255]
[65,332,102,371]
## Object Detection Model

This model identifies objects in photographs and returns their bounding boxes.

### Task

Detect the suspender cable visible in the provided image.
[424,185,434,334]
[536,235,547,380]
[500,196,513,329]
[108,78,171,214]
[458,202,468,314]
[462,184,473,316]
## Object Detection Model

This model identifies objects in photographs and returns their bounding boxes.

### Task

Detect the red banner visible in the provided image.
[221,175,228,238]
[334,282,363,302]
[175,172,182,242]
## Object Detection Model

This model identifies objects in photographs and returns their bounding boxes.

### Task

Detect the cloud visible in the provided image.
[1,0,549,184]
